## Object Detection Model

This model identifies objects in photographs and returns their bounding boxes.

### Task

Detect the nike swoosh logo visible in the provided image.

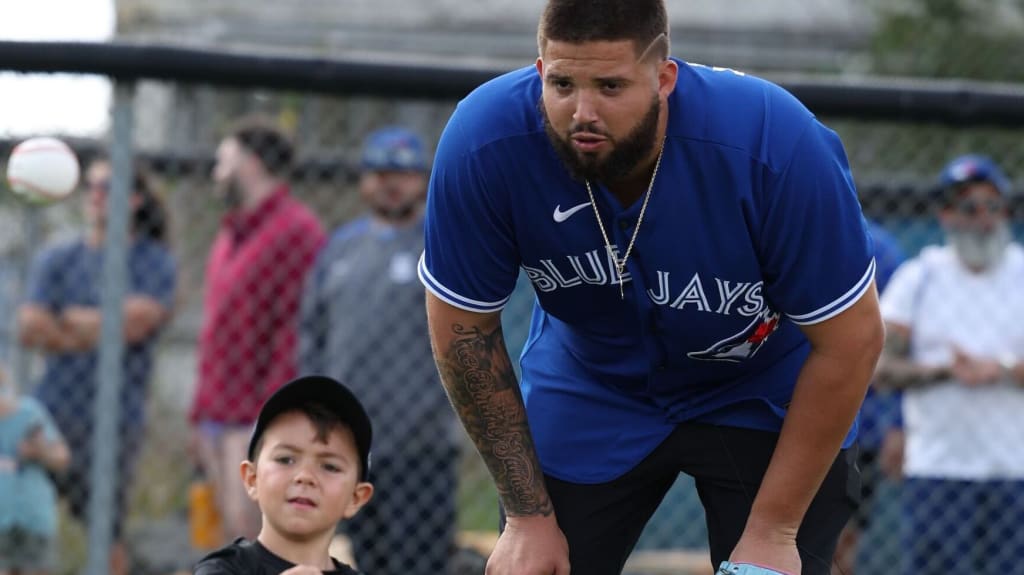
[553,202,591,223]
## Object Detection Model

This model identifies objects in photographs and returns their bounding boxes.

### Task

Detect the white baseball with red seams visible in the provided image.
[5,136,80,203]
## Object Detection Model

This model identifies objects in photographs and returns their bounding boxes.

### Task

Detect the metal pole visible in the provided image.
[85,80,135,575]
[11,206,42,392]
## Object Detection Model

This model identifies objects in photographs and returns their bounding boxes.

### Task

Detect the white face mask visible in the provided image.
[947,220,1011,271]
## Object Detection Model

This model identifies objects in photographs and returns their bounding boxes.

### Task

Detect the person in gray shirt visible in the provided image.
[299,127,456,574]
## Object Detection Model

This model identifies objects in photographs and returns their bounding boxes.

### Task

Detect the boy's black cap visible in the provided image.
[247,375,373,480]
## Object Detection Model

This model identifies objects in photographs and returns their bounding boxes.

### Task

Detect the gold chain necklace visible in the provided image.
[584,139,665,300]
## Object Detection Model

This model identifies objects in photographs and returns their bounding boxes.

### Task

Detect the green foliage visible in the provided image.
[869,0,1024,81]
[57,504,88,575]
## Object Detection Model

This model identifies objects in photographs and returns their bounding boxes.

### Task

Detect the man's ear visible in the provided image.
[536,56,545,79]
[240,459,259,501]
[342,481,375,520]
[658,58,678,100]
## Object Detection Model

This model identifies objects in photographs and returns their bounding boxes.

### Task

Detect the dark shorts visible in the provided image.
[502,422,859,575]
[56,421,144,539]
[851,447,880,529]
[0,527,57,571]
[343,446,459,573]
[901,477,1024,575]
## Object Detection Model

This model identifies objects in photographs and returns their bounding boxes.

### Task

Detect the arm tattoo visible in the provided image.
[882,327,910,358]
[436,322,553,517]
[875,327,950,390]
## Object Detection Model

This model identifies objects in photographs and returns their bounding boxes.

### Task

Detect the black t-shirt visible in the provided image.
[193,538,361,575]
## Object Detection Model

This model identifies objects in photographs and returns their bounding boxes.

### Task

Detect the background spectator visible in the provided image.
[16,157,177,575]
[190,117,326,543]
[299,126,457,573]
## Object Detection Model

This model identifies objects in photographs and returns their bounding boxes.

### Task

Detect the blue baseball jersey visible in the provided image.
[419,60,875,483]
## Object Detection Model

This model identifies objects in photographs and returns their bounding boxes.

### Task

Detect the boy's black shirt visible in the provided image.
[194,538,361,575]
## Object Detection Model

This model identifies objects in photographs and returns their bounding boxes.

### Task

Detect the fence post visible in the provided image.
[11,206,42,391]
[85,79,135,575]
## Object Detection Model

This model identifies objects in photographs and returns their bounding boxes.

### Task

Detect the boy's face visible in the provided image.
[241,410,373,541]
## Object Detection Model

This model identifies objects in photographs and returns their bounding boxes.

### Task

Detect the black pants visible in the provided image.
[501,422,859,575]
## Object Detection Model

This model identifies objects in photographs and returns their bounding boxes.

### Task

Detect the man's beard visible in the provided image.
[216,175,244,210]
[947,221,1011,271]
[368,185,423,223]
[542,94,661,185]
[371,200,419,222]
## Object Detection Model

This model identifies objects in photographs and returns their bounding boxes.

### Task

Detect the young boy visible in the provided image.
[0,366,71,575]
[193,375,374,574]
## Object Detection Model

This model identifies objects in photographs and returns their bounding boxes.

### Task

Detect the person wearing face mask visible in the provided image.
[874,154,1024,574]
[190,117,326,544]
[298,127,459,574]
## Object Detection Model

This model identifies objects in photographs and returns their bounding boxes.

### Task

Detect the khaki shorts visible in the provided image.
[0,527,57,572]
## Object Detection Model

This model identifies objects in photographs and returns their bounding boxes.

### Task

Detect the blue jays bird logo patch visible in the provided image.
[688,308,782,363]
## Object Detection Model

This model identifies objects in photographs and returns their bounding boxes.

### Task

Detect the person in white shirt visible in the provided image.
[875,154,1024,575]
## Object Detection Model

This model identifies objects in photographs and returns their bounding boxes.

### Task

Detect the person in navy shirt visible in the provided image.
[17,157,177,575]
[419,1,885,574]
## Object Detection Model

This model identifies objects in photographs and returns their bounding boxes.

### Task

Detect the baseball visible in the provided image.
[5,136,81,203]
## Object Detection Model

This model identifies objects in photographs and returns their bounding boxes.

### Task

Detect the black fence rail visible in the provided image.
[2,40,1024,125]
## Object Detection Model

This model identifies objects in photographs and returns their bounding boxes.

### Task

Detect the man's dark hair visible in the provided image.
[131,163,168,243]
[228,116,294,177]
[538,0,670,60]
[88,155,168,243]
[251,400,361,477]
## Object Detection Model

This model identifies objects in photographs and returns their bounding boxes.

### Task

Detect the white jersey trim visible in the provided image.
[417,252,510,313]
[787,258,876,325]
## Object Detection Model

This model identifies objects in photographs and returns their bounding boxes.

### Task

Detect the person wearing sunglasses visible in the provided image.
[874,154,1024,574]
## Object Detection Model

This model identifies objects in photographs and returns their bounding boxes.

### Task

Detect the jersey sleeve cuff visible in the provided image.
[417,252,510,313]
[785,258,876,326]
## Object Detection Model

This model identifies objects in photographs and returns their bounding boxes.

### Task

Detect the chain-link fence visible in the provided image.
[1,44,1024,575]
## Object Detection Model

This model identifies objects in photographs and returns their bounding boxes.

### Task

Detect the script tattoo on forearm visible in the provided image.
[437,322,553,517]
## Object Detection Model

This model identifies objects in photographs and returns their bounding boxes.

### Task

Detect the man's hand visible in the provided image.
[727,521,800,575]
[18,425,69,472]
[879,428,905,480]
[717,561,792,575]
[61,306,103,350]
[952,347,1001,387]
[486,515,570,575]
[280,565,323,575]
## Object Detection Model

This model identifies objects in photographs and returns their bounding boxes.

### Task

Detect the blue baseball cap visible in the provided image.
[360,126,428,172]
[939,154,1011,196]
